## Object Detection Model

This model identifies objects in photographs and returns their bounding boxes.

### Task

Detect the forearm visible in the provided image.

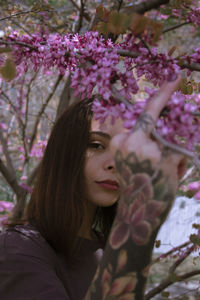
[85,150,177,300]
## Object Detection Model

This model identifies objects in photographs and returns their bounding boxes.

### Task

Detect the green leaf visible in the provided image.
[169,273,178,283]
[187,84,193,95]
[97,22,110,37]
[190,234,200,246]
[0,58,17,81]
[108,11,130,35]
[0,47,12,54]
[96,4,109,22]
[161,291,170,298]
[155,240,161,248]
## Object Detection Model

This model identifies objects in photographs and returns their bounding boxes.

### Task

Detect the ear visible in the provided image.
[177,157,187,180]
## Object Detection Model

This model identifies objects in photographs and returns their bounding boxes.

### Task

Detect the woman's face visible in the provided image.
[84,117,128,209]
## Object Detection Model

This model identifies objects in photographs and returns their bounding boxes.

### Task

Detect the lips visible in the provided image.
[96,180,119,191]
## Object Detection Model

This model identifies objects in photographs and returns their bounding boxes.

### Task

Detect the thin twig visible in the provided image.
[163,21,191,34]
[111,87,200,169]
[27,163,40,186]
[180,62,200,72]
[11,19,33,37]
[0,158,19,195]
[169,245,195,273]
[0,40,38,51]
[116,49,140,58]
[1,91,25,130]
[28,74,63,152]
[145,269,200,299]
[151,241,191,265]
[76,0,85,33]
[69,0,91,21]
[0,130,16,176]
[122,0,170,15]
[152,130,200,170]
[111,86,131,106]
[0,9,54,22]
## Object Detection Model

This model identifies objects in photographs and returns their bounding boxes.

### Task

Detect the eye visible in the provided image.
[89,142,105,150]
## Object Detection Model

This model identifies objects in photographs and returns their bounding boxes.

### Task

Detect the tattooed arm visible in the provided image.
[85,77,186,300]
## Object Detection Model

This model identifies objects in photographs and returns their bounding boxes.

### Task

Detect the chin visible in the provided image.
[95,196,119,207]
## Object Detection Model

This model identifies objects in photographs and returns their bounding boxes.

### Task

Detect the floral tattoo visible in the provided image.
[86,150,175,300]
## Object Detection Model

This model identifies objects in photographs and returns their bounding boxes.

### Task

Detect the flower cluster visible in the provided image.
[187,4,200,26]
[110,171,166,249]
[6,31,139,102]
[0,201,14,229]
[118,35,180,86]
[186,181,200,200]
[93,91,200,150]
[1,30,200,150]
[30,140,47,159]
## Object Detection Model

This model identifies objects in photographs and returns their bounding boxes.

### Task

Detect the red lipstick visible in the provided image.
[96,180,119,191]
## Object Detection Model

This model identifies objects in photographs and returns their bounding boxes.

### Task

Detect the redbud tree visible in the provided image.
[0,0,200,297]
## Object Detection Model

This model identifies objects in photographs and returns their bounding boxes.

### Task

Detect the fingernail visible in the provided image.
[167,73,178,82]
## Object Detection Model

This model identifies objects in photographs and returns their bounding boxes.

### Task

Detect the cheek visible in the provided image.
[84,152,96,180]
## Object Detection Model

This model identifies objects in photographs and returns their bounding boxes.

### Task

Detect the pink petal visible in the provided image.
[116,250,128,273]
[131,221,151,245]
[130,205,145,226]
[110,222,130,250]
[145,200,166,220]
[118,293,135,300]
[124,276,137,293]
[128,199,141,218]
[109,276,132,296]
[133,173,153,200]
[102,282,110,300]
[102,268,111,284]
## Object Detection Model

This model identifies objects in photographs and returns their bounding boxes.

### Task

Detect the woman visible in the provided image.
[0,76,186,299]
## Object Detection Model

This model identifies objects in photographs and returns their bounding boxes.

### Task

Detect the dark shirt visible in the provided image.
[0,224,104,300]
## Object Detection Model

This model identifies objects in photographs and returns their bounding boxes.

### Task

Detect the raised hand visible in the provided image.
[86,76,187,300]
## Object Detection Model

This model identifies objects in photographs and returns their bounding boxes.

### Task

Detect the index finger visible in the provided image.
[135,76,181,135]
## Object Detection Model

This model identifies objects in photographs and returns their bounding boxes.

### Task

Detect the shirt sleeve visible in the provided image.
[0,229,71,300]
[0,252,71,300]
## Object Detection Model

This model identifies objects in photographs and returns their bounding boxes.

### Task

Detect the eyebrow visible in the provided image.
[90,131,111,140]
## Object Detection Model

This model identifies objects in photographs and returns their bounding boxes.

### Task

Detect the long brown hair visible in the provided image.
[26,99,116,261]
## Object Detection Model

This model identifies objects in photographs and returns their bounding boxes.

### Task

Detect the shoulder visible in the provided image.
[0,224,55,263]
[0,224,70,299]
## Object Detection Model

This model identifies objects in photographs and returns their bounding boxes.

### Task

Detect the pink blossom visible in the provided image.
[0,201,14,212]
[194,191,200,200]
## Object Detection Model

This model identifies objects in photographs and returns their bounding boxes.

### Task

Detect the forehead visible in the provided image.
[91,116,128,137]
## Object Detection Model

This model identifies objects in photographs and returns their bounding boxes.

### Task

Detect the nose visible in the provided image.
[103,152,116,172]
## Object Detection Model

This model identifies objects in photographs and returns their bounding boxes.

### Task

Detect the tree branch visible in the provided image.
[28,74,63,152]
[122,0,170,15]
[152,130,200,170]
[76,0,85,33]
[145,269,200,299]
[111,87,200,169]
[0,39,38,51]
[27,163,40,186]
[0,9,54,22]
[111,86,131,106]
[169,245,195,273]
[152,241,191,265]
[69,0,91,22]
[180,62,200,72]
[1,91,25,129]
[23,71,39,163]
[0,158,19,195]
[0,130,16,176]
[116,49,140,58]
[163,21,191,34]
